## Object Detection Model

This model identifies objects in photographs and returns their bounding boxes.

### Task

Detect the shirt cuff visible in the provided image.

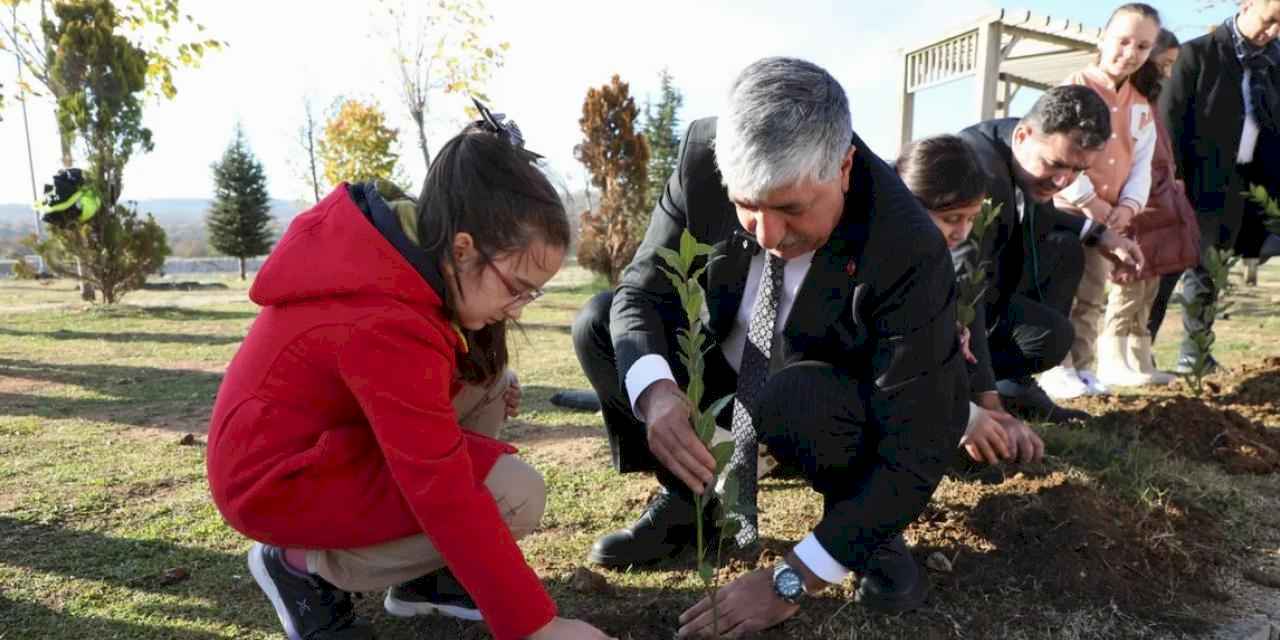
[793,533,851,584]
[1118,197,1144,213]
[624,354,675,420]
[1078,218,1094,240]
[967,401,984,434]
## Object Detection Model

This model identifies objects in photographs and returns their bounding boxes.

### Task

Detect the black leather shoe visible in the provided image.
[588,488,718,567]
[855,535,931,614]
[1258,233,1280,265]
[1172,352,1220,376]
[997,377,1089,424]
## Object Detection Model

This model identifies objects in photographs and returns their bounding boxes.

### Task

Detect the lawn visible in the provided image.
[1,265,1279,639]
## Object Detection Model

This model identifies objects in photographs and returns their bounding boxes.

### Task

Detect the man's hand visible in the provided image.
[677,568,799,638]
[960,406,1011,465]
[1098,228,1145,272]
[990,411,1045,464]
[639,380,715,494]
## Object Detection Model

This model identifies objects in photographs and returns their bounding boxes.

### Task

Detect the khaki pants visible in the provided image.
[307,369,545,592]
[1103,277,1159,339]
[1065,246,1111,372]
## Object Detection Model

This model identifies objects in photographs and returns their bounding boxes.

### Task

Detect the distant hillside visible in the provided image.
[0,189,594,259]
[0,198,307,232]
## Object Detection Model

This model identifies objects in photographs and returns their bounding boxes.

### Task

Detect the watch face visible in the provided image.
[775,567,804,600]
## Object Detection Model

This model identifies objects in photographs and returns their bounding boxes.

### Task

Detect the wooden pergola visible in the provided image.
[896,8,1103,147]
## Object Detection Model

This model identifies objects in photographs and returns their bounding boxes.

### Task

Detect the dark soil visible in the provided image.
[1067,359,1280,474]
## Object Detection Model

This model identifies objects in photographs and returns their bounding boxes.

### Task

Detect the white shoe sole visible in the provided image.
[248,543,302,640]
[384,591,483,622]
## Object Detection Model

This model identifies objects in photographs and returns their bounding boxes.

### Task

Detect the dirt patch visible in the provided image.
[505,422,609,467]
[910,472,1221,635]
[1062,360,1280,475]
[1123,397,1280,474]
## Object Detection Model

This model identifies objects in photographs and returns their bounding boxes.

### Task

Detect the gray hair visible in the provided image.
[714,57,853,201]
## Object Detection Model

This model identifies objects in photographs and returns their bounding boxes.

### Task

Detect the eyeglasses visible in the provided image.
[486,261,545,309]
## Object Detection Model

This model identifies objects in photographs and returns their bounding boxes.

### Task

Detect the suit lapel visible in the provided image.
[782,188,868,360]
[705,227,755,340]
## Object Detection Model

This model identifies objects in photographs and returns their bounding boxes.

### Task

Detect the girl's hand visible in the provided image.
[529,617,617,640]
[503,375,521,418]
[1107,204,1136,233]
[958,324,977,364]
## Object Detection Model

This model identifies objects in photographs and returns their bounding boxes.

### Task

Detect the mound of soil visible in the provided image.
[911,472,1220,634]
[1126,396,1280,474]
[1222,356,1280,413]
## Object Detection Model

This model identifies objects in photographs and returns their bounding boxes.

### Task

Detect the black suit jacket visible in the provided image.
[610,116,968,494]
[956,119,1088,392]
[1160,23,1280,248]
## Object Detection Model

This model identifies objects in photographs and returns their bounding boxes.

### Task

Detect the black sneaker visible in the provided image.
[384,568,482,621]
[997,377,1089,424]
[247,543,374,640]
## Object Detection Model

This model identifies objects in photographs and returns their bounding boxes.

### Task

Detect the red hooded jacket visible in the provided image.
[206,184,556,640]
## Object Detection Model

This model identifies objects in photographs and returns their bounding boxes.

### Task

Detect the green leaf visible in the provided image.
[679,229,698,265]
[656,246,683,274]
[698,563,714,583]
[705,394,735,422]
[710,441,735,468]
[687,376,706,412]
[719,516,741,541]
[721,473,740,510]
[694,410,716,444]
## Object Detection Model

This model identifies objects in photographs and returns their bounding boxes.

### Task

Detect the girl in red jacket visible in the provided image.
[207,109,615,640]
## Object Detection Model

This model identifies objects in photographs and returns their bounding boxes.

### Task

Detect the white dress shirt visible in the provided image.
[623,248,868,583]
[1240,70,1261,165]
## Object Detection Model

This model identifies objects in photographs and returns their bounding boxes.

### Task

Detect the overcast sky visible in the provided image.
[0,0,1232,208]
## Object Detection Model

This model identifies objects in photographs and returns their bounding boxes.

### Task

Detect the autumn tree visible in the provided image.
[26,0,169,304]
[574,74,650,285]
[319,97,405,188]
[1,0,223,167]
[4,0,218,298]
[375,0,507,171]
[642,67,683,213]
[208,124,273,280]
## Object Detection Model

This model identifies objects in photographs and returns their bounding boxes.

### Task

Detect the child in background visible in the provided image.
[1042,3,1164,397]
[1113,29,1201,381]
[206,109,615,640]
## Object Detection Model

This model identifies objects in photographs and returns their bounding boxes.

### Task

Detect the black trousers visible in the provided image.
[988,230,1082,380]
[1148,271,1181,341]
[572,292,960,571]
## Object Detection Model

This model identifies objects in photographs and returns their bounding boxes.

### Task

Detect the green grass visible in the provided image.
[2,265,1280,639]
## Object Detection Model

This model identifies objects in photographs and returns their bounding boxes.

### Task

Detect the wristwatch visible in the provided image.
[1082,221,1108,247]
[771,561,806,605]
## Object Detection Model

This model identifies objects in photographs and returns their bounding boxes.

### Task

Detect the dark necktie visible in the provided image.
[726,252,784,547]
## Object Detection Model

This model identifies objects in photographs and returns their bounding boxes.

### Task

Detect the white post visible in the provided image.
[974,20,1003,123]
[897,51,916,151]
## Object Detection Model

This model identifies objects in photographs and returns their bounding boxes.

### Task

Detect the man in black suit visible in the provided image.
[1154,0,1280,368]
[573,57,968,635]
[957,86,1144,423]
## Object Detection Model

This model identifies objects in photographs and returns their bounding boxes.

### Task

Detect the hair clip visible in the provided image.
[472,98,540,158]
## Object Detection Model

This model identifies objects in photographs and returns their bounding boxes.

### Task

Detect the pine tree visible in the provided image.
[643,68,684,213]
[207,124,274,280]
